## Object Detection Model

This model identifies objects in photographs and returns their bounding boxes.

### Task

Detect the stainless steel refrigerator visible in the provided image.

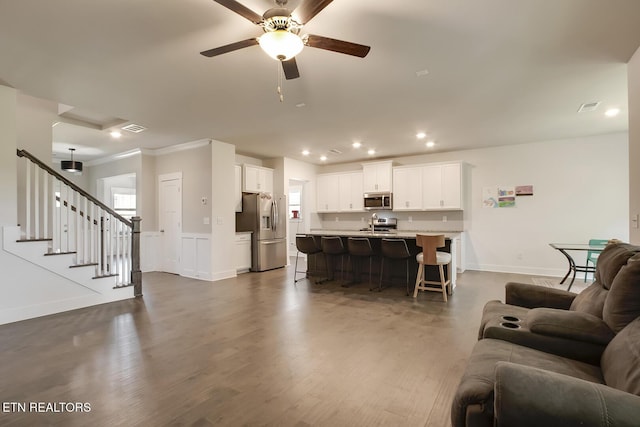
[236,193,287,272]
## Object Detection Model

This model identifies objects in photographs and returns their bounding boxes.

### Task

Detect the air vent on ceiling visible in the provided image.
[578,102,600,113]
[122,123,147,133]
[329,148,342,155]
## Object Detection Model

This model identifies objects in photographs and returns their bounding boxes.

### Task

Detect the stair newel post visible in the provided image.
[131,216,142,297]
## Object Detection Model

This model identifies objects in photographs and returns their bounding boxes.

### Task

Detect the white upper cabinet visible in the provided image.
[339,172,364,212]
[235,164,242,212]
[243,164,273,194]
[422,162,463,210]
[392,166,423,210]
[362,161,393,193]
[317,172,364,213]
[317,174,340,212]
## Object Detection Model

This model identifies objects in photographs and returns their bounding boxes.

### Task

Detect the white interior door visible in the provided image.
[159,173,182,274]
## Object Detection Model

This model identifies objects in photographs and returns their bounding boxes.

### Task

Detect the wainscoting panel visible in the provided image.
[140,232,161,272]
[181,233,212,281]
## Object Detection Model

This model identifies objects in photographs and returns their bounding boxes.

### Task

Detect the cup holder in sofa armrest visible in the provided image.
[501,315,521,322]
[500,322,521,329]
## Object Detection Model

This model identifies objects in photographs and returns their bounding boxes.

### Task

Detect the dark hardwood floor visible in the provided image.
[0,262,542,426]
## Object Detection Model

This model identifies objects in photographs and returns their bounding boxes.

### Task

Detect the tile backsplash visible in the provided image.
[317,211,464,232]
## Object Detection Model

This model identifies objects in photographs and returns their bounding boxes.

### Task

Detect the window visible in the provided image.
[112,188,136,219]
[289,185,302,220]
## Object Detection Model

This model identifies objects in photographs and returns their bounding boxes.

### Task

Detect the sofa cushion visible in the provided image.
[603,254,640,333]
[570,243,639,317]
[568,284,608,317]
[594,243,638,289]
[601,316,640,395]
[451,339,603,427]
[528,308,614,345]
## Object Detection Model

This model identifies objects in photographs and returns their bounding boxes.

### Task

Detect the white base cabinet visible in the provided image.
[235,232,252,273]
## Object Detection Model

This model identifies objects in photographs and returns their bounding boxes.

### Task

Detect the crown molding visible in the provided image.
[152,139,211,156]
[85,139,212,167]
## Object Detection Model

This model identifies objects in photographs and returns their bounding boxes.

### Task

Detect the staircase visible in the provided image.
[3,149,141,303]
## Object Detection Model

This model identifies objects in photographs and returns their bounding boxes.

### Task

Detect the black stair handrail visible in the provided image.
[17,149,132,228]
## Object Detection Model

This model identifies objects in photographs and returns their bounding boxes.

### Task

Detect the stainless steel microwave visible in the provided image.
[364,192,393,211]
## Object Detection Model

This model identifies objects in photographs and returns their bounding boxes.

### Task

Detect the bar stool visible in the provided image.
[294,235,322,283]
[413,234,452,301]
[321,236,347,283]
[347,237,373,287]
[378,238,411,294]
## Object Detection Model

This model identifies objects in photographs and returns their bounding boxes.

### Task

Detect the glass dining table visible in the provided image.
[549,243,607,291]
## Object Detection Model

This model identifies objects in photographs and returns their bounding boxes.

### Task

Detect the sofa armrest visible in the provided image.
[505,282,576,309]
[494,362,640,427]
[528,308,615,346]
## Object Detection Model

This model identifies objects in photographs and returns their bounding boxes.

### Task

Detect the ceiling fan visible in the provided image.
[200,0,371,80]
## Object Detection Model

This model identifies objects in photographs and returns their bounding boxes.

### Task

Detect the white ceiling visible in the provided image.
[1,0,640,164]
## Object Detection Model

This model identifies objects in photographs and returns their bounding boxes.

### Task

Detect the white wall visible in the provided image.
[0,85,17,225]
[629,46,640,244]
[211,140,237,281]
[317,133,629,277]
[281,158,319,259]
[155,142,212,234]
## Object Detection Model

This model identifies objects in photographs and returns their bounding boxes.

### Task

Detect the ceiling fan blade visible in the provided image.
[294,0,334,25]
[200,38,258,57]
[212,0,263,24]
[281,58,300,80]
[305,34,371,58]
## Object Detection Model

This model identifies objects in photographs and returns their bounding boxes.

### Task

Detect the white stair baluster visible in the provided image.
[25,160,31,239]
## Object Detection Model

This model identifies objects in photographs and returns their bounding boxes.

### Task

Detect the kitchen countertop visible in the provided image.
[306,229,462,239]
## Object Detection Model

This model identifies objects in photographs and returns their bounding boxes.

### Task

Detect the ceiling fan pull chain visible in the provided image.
[276,61,284,102]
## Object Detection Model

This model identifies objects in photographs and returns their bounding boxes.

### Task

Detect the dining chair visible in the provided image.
[585,238,608,282]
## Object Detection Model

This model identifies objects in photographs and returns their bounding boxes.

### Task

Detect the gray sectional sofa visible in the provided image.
[452,242,640,427]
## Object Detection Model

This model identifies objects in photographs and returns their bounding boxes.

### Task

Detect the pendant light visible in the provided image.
[61,148,83,173]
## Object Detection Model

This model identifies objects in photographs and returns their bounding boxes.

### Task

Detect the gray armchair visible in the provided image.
[451,315,640,427]
[478,243,640,364]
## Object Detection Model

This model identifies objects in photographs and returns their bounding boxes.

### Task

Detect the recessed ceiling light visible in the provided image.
[605,108,620,117]
[320,155,327,161]
[302,149,310,156]
[352,142,362,148]
[367,149,375,155]
[416,132,426,139]
[426,141,435,148]
[110,131,122,139]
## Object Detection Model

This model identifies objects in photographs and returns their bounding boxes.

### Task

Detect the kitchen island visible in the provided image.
[300,230,461,291]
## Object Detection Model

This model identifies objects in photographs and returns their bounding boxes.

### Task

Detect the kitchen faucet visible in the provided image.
[370,213,378,233]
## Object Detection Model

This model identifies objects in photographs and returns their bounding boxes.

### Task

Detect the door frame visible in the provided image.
[158,172,183,274]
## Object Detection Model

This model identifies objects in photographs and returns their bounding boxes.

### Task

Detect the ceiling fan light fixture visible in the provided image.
[258,30,304,61]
